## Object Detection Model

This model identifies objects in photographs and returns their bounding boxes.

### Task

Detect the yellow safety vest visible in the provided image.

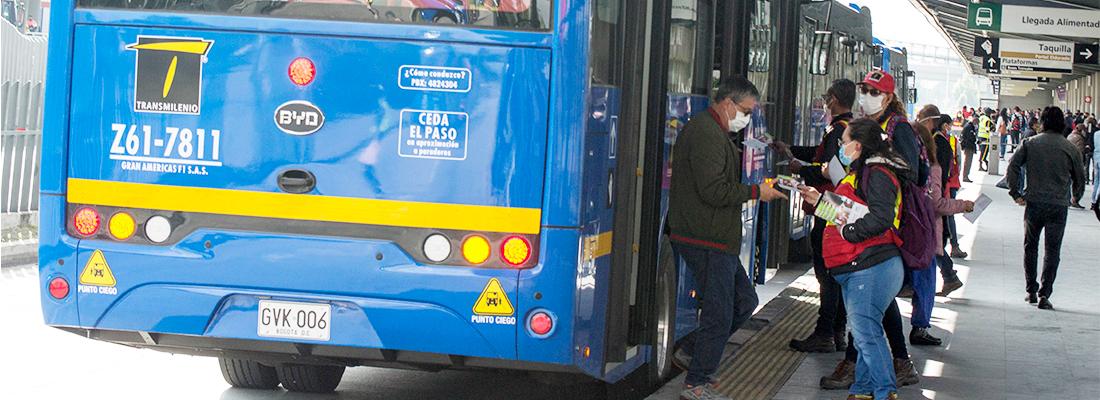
[978,115,992,139]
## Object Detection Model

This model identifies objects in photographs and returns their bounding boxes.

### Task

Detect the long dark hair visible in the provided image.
[846,118,908,186]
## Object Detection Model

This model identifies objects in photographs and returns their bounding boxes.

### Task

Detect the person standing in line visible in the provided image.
[667,75,787,400]
[800,118,909,400]
[960,115,978,182]
[1020,117,1038,142]
[997,108,1009,159]
[978,109,993,171]
[1092,125,1100,220]
[1007,106,1086,311]
[939,114,967,259]
[778,78,856,353]
[906,113,944,345]
[1068,125,1088,209]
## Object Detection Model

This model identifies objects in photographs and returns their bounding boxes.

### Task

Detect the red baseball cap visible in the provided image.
[859,70,895,95]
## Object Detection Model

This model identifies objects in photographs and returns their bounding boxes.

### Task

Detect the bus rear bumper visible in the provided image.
[52,326,581,374]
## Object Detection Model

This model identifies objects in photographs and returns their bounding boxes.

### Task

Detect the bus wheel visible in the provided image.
[276,363,345,393]
[649,235,678,383]
[218,357,280,389]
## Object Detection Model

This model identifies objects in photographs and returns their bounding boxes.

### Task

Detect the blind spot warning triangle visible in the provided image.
[473,278,514,316]
[79,250,116,287]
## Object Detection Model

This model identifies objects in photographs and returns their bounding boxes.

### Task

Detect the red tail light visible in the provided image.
[74,208,100,236]
[501,236,531,266]
[289,58,315,85]
[48,277,70,299]
[530,312,552,335]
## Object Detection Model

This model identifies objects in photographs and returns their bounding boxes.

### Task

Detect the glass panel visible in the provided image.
[590,0,621,85]
[668,0,711,95]
[77,0,553,31]
[746,0,772,102]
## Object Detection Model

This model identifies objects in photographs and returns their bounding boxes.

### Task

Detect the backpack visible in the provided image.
[862,166,936,271]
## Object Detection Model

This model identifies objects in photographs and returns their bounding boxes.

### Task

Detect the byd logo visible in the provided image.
[274,100,325,136]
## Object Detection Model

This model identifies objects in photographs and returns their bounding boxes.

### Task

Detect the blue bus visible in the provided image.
[37,0,893,393]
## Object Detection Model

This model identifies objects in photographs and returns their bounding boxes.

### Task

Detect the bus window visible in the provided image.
[668,0,712,95]
[75,0,553,30]
[590,0,621,86]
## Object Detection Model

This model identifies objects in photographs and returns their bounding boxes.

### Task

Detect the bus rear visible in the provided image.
[37,0,590,391]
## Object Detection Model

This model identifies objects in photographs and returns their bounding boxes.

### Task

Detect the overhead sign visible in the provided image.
[974,37,999,57]
[1075,43,1099,65]
[998,38,1073,74]
[989,75,1049,83]
[983,56,1001,74]
[968,2,1100,39]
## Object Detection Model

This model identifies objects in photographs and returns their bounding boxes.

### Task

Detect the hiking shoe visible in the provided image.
[937,280,964,297]
[673,348,692,372]
[679,384,731,400]
[820,359,855,390]
[910,327,942,346]
[1026,292,1038,304]
[949,248,968,258]
[897,286,914,298]
[834,331,848,352]
[789,334,835,353]
[894,358,920,386]
[1038,296,1054,310]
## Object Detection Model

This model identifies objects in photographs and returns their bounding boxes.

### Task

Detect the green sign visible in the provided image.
[967,2,1002,31]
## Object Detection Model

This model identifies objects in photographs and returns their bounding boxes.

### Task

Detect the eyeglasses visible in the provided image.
[731,101,753,114]
[858,86,884,96]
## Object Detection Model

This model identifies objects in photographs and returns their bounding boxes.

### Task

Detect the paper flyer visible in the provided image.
[828,156,846,187]
[814,191,869,226]
[963,194,992,223]
[774,175,803,192]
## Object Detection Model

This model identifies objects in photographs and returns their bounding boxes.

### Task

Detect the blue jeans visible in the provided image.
[908,262,936,328]
[672,243,759,387]
[835,257,904,400]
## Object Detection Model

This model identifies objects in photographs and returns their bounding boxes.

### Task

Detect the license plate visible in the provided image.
[257,300,331,341]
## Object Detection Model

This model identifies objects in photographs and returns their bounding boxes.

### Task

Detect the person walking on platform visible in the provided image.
[777,78,856,354]
[1007,106,1086,311]
[1069,125,1089,209]
[960,115,978,182]
[978,109,993,171]
[800,118,911,400]
[667,75,787,400]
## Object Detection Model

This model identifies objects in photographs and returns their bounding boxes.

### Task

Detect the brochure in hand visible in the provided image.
[963,194,992,223]
[774,175,803,192]
[814,191,869,226]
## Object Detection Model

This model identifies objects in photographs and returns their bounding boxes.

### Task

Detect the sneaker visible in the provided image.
[894,357,920,386]
[963,178,973,183]
[820,359,855,390]
[844,395,873,400]
[1026,292,1038,304]
[673,348,692,372]
[1070,201,1085,209]
[897,286,914,298]
[834,331,848,352]
[679,384,731,400]
[937,280,963,297]
[1038,296,1054,310]
[910,327,942,346]
[949,248,968,258]
[788,334,835,353]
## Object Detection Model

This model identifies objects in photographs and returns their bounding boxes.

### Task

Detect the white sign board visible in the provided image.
[1001,5,1100,39]
[998,38,1074,74]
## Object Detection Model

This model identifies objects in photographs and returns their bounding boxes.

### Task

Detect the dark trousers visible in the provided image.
[810,218,846,337]
[946,188,960,248]
[845,299,909,361]
[1023,202,1068,298]
[673,243,759,386]
[962,149,975,180]
[978,139,989,169]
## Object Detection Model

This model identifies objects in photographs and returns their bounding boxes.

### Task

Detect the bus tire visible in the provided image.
[276,363,345,393]
[648,235,678,384]
[218,357,280,389]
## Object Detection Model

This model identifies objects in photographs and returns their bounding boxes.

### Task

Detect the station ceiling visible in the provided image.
[909,0,1100,92]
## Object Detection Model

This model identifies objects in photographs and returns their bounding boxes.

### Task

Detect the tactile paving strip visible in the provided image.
[715,287,820,400]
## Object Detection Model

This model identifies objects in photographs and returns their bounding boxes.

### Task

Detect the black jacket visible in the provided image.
[960,122,978,152]
[1007,131,1086,206]
[934,133,953,189]
[878,110,925,186]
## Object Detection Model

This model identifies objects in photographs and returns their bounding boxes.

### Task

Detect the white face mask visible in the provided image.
[729,109,752,132]
[859,93,886,116]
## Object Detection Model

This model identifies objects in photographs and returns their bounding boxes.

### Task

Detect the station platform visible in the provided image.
[649,164,1100,400]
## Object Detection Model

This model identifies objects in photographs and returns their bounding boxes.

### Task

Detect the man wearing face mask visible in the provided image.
[668,75,787,400]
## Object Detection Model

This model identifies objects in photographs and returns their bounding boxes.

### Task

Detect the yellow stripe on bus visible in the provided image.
[67,178,542,234]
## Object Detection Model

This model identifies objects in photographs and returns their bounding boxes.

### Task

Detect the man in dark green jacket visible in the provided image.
[668,75,786,400]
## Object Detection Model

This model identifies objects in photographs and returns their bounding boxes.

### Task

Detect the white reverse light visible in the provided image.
[145,215,172,243]
[423,234,451,262]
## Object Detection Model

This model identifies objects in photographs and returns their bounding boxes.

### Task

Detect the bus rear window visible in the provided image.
[77,0,552,31]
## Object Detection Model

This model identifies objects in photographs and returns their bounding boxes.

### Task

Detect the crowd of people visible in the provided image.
[666,70,1094,400]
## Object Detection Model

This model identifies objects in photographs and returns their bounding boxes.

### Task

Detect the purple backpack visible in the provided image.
[864,166,936,271]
